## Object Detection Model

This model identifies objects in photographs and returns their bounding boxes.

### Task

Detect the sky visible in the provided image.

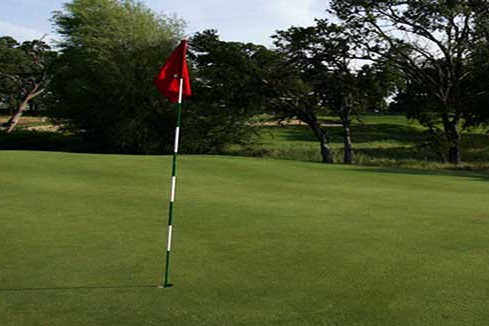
[0,0,329,46]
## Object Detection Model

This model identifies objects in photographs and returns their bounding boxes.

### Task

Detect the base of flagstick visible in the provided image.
[157,284,173,289]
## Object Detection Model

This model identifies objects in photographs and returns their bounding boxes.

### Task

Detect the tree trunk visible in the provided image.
[341,113,353,164]
[338,92,354,164]
[447,127,461,165]
[442,114,461,165]
[427,125,447,163]
[3,85,44,133]
[4,100,29,133]
[307,119,333,163]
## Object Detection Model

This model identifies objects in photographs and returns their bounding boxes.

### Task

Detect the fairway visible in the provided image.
[1,151,488,325]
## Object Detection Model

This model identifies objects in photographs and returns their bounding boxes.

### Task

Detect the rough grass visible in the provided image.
[0,115,52,129]
[2,114,488,172]
[1,151,489,325]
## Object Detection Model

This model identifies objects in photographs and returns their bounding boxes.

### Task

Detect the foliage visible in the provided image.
[50,0,185,153]
[0,36,21,110]
[186,30,272,152]
[465,43,489,127]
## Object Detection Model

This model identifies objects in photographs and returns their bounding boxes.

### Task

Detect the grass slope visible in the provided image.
[1,151,488,325]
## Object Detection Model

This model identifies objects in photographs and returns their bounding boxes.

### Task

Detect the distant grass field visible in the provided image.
[230,115,489,171]
[1,151,488,325]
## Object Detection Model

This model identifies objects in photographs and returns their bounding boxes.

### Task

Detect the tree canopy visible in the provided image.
[186,30,272,152]
[50,0,185,153]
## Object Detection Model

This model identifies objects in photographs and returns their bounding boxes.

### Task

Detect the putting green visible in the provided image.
[1,151,488,325]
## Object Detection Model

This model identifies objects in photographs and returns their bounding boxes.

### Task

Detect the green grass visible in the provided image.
[1,151,489,325]
[229,115,489,171]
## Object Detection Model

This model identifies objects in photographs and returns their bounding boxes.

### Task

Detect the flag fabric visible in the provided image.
[154,40,192,103]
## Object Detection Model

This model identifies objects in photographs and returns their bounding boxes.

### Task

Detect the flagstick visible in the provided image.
[160,77,184,288]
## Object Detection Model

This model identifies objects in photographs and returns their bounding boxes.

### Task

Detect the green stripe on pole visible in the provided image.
[160,78,184,288]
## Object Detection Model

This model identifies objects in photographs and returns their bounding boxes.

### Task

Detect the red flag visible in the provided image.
[154,40,192,103]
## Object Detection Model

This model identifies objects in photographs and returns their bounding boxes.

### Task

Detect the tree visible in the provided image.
[273,21,392,164]
[191,30,337,163]
[331,0,489,164]
[391,71,455,162]
[50,0,185,153]
[0,36,55,133]
[264,59,335,163]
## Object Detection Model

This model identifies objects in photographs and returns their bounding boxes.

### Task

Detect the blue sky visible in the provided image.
[0,0,328,46]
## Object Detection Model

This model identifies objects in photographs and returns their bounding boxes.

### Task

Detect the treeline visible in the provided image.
[1,0,488,165]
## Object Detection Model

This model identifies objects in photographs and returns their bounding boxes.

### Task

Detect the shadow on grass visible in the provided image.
[0,130,104,154]
[346,165,489,182]
[355,146,439,161]
[0,285,157,292]
[354,134,489,163]
[349,123,424,143]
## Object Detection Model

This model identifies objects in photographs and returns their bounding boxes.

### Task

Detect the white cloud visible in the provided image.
[149,0,328,46]
[0,19,45,42]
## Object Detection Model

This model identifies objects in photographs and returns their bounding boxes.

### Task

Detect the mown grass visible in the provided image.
[229,115,489,172]
[1,151,489,325]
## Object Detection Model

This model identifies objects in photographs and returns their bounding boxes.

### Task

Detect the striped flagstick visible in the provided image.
[154,40,191,288]
[160,77,184,288]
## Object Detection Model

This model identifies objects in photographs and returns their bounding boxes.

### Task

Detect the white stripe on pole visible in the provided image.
[174,127,180,153]
[170,176,176,202]
[167,225,173,251]
[178,78,184,104]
